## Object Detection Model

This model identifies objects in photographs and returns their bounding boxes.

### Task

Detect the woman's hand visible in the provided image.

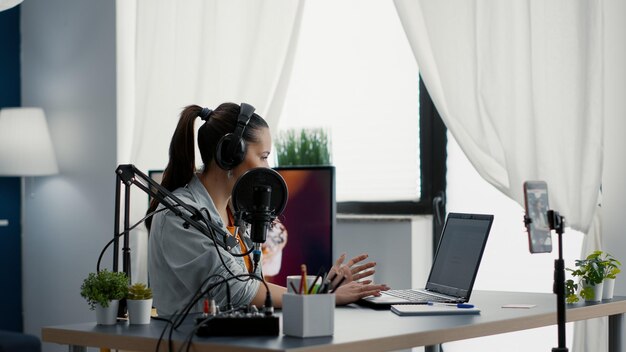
[329,252,376,284]
[333,281,390,305]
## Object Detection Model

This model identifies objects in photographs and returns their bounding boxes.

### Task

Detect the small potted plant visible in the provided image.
[565,250,606,303]
[126,282,153,324]
[80,270,128,324]
[601,252,621,300]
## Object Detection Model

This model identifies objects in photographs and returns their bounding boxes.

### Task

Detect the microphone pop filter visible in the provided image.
[231,168,288,218]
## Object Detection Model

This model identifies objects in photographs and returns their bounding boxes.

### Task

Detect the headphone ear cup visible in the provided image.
[215,133,247,170]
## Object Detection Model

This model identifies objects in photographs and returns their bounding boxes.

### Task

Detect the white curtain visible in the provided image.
[116,0,305,283]
[393,1,604,351]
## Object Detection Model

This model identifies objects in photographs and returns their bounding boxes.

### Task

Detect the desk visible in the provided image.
[43,291,626,352]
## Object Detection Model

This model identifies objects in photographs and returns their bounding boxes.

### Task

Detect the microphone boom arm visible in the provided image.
[113,164,231,282]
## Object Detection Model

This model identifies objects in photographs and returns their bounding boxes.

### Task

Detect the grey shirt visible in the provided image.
[148,174,260,316]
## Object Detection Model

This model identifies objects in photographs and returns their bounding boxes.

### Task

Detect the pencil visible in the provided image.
[300,264,308,295]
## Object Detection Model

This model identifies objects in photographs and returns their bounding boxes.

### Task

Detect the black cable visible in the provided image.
[199,207,254,256]
[156,273,270,352]
[196,207,257,284]
[96,206,171,272]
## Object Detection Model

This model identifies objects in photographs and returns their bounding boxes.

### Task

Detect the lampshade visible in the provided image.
[0,0,23,12]
[0,107,59,176]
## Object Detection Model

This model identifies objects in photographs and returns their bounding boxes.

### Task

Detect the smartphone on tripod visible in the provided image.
[523,181,552,253]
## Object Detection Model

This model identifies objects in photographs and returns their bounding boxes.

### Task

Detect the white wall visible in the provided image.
[20,1,117,351]
[336,216,432,289]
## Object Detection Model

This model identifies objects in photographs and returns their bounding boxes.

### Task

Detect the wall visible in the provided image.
[336,216,432,290]
[20,1,117,351]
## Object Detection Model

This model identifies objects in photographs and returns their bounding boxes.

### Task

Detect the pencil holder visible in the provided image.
[282,293,335,338]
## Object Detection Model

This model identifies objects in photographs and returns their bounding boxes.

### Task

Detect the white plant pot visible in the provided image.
[583,281,604,302]
[95,300,119,325]
[603,278,616,300]
[127,298,153,324]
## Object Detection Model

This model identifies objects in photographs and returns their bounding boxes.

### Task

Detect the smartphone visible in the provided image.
[523,181,552,253]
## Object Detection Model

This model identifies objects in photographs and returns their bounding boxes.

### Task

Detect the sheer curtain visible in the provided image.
[116,0,305,283]
[393,1,604,351]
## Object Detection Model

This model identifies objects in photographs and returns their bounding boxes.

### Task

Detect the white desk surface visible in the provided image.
[42,290,626,352]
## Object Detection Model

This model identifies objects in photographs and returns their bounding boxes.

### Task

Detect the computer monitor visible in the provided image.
[267,166,335,286]
[147,166,335,286]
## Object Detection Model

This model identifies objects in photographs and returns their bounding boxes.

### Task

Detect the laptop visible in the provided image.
[359,212,493,309]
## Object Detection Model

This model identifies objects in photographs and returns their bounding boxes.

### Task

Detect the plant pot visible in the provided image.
[603,278,616,300]
[95,300,119,325]
[127,298,153,324]
[583,281,604,302]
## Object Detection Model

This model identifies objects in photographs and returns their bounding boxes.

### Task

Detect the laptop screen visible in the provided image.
[425,213,493,298]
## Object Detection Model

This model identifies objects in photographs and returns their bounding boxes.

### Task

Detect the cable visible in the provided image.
[196,207,258,284]
[199,207,254,257]
[155,273,271,352]
[96,206,171,272]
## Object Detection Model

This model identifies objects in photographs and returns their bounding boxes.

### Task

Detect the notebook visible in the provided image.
[359,212,493,309]
[391,304,481,316]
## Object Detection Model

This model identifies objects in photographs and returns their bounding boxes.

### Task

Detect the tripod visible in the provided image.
[524,209,568,351]
[548,209,568,352]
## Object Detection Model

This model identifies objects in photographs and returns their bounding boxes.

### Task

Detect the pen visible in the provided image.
[319,272,330,293]
[330,276,345,294]
[289,281,299,294]
[427,302,475,309]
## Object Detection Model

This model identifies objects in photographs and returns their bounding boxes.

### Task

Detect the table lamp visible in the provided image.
[0,0,22,12]
[0,107,59,176]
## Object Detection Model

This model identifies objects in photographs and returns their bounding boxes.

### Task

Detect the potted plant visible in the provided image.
[565,250,606,303]
[80,270,128,324]
[601,252,622,300]
[126,282,153,324]
[275,128,332,166]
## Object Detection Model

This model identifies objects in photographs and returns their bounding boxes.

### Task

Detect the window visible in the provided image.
[277,0,446,214]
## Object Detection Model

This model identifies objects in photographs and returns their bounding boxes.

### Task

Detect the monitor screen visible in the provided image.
[147,166,335,287]
[267,166,335,286]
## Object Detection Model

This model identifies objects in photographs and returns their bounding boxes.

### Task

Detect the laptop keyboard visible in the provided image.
[384,289,452,302]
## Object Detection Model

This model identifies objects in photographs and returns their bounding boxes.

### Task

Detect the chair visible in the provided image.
[0,330,41,352]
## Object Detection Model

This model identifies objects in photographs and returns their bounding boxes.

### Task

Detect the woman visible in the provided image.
[147,102,388,316]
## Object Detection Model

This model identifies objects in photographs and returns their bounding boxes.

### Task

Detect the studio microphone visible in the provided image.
[250,184,272,243]
[231,168,288,271]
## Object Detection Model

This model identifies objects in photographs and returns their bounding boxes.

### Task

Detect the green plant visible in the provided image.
[80,270,128,310]
[274,128,331,166]
[565,250,608,303]
[127,282,153,300]
[602,252,622,279]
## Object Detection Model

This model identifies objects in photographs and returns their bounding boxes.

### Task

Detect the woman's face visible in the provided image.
[231,127,272,180]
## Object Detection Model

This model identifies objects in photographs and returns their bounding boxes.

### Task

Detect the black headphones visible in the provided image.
[215,103,256,170]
